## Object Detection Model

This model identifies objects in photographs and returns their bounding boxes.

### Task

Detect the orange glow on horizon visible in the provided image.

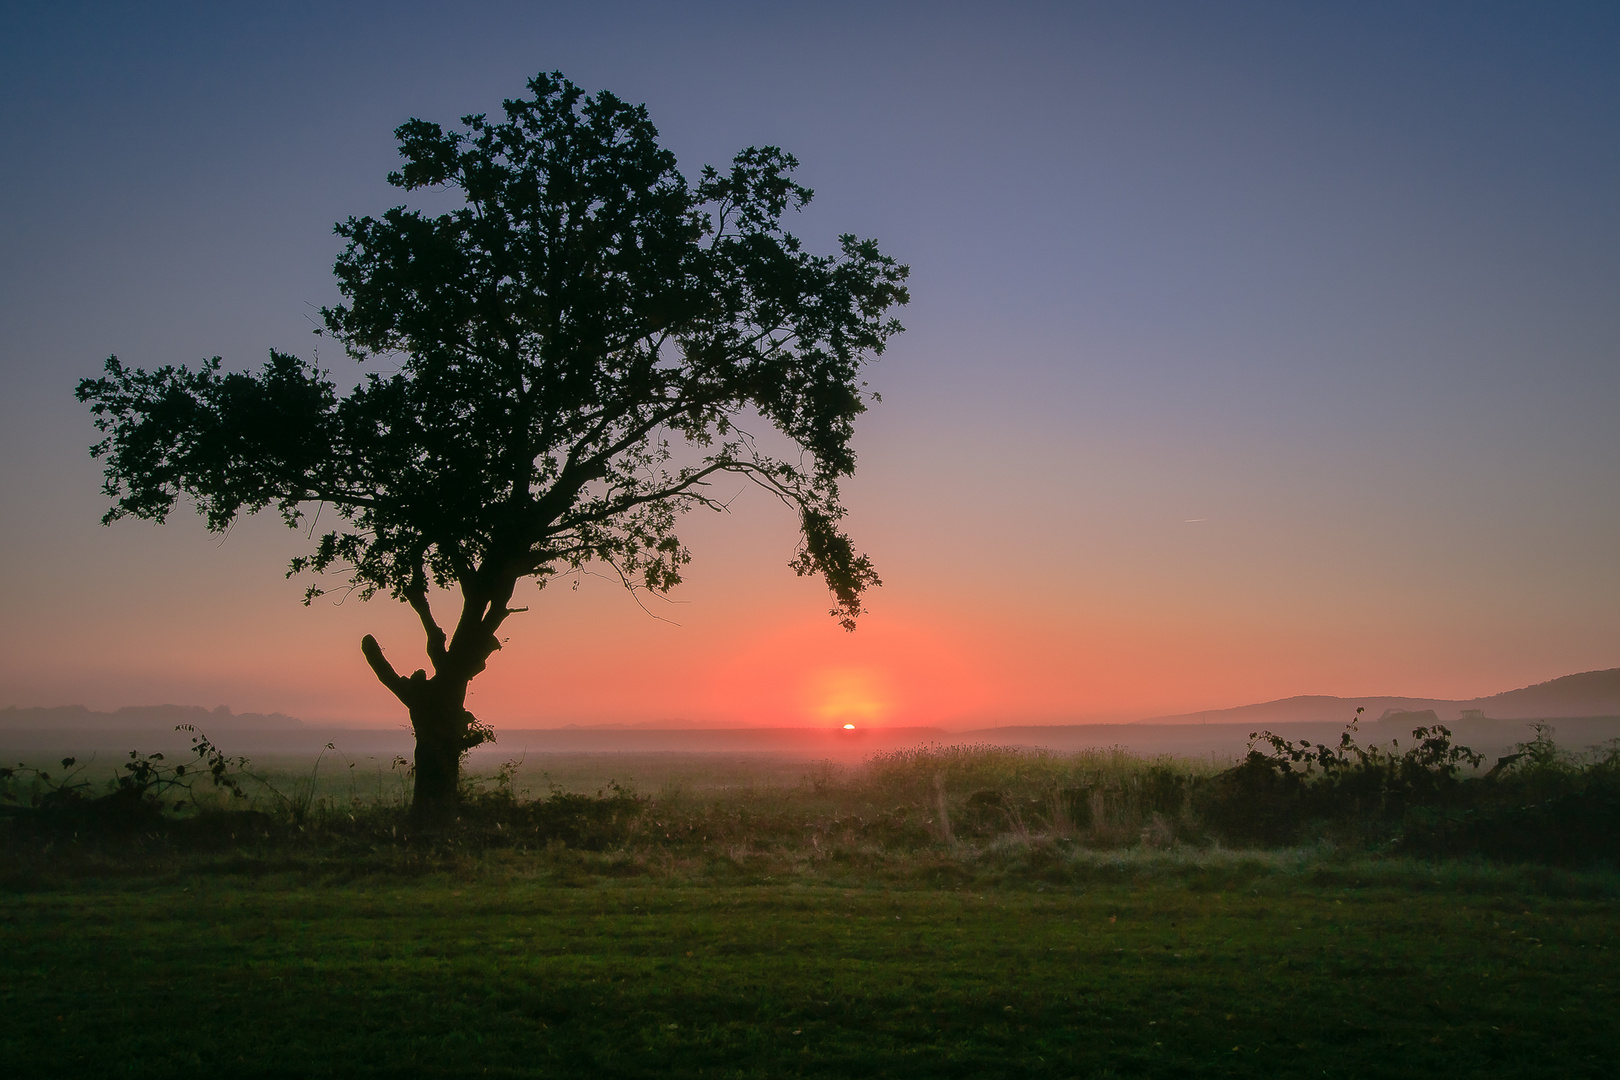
[701,613,995,727]
[808,667,890,724]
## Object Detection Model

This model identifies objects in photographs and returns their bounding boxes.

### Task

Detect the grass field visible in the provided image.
[4,743,1618,1077]
[3,850,1617,1078]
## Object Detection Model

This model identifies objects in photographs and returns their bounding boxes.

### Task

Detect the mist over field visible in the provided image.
[7,667,1619,769]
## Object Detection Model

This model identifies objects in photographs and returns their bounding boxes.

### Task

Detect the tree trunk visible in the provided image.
[408,689,471,824]
[361,634,482,826]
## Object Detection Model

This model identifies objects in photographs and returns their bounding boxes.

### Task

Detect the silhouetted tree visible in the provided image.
[76,72,908,820]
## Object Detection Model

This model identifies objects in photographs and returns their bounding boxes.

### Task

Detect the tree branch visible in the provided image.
[402,572,449,671]
[360,634,415,705]
[565,456,803,530]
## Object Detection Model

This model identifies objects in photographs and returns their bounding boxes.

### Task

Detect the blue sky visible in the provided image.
[2,2,1617,724]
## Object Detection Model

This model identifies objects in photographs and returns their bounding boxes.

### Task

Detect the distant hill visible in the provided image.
[1142,667,1620,726]
[1479,668,1620,720]
[0,704,302,731]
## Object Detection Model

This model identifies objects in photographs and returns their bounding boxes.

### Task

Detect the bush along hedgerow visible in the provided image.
[4,721,1619,868]
[1197,712,1620,863]
[0,726,249,834]
[1394,724,1620,864]
[1197,710,1485,846]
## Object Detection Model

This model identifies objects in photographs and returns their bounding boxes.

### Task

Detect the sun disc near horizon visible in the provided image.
[810,668,891,726]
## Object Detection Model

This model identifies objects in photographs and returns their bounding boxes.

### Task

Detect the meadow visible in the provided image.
[3,734,1618,1077]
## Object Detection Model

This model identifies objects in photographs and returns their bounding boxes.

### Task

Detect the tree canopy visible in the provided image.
[76,72,909,815]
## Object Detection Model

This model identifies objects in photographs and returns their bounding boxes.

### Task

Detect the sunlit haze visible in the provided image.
[3,2,1617,727]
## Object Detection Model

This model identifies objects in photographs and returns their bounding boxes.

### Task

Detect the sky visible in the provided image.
[2,1,1617,729]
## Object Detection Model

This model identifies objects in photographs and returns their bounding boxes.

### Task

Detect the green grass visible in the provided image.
[4,742,1618,1076]
[3,854,1617,1078]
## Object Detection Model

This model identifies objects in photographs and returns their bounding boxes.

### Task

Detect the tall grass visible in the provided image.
[4,726,1617,879]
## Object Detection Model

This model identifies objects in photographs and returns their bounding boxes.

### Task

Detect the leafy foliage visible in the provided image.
[1397,725,1620,864]
[0,728,248,833]
[1192,712,1620,863]
[76,71,905,634]
[1198,711,1486,844]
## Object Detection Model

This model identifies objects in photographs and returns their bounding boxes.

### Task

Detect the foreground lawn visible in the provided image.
[1,860,1616,1078]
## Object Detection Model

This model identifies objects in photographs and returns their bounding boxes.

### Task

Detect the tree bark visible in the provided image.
[405,686,473,824]
[362,634,479,826]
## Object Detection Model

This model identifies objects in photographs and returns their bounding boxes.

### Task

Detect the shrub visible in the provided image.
[1397,727,1620,865]
[1195,710,1485,846]
[0,728,248,834]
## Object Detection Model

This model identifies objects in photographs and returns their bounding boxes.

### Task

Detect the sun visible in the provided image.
[809,667,891,726]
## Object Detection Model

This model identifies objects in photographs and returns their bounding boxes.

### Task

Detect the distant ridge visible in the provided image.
[8,668,1618,738]
[0,703,303,731]
[1141,667,1620,726]
[1482,668,1620,718]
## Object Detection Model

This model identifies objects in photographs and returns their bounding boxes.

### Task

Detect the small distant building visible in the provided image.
[1376,708,1441,728]
[1458,708,1487,722]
